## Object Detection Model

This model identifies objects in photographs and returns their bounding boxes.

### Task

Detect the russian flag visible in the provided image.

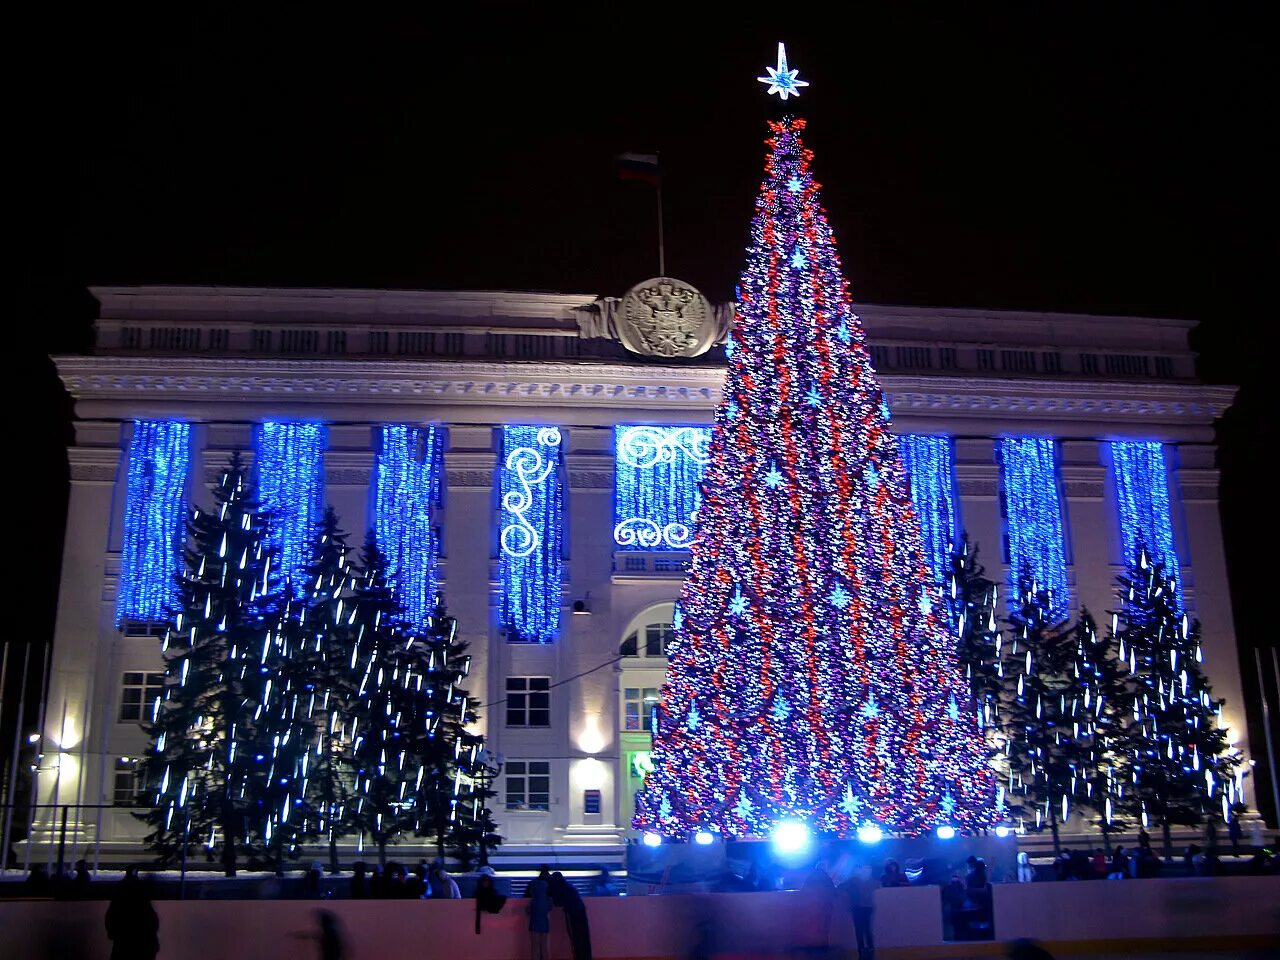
[616,152,659,184]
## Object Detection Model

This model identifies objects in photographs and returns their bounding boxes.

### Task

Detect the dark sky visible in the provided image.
[17,6,1277,802]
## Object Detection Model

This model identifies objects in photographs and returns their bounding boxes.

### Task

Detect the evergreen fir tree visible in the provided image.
[947,536,1004,736]
[139,454,314,875]
[1113,548,1243,858]
[408,597,493,863]
[1000,575,1077,853]
[1060,610,1133,851]
[342,533,423,866]
[298,507,361,873]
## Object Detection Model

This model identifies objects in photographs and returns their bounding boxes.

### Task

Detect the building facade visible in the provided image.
[43,283,1246,862]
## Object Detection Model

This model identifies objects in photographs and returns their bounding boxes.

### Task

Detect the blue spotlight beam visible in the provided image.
[499,426,565,643]
[1108,440,1183,607]
[897,435,960,584]
[254,421,326,596]
[613,425,712,550]
[998,437,1070,620]
[116,420,191,625]
[375,424,444,632]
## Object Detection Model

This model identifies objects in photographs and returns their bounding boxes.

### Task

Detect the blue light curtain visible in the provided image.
[1108,440,1182,606]
[116,420,191,625]
[997,437,1070,620]
[499,426,565,643]
[613,425,712,550]
[254,421,326,596]
[897,434,960,584]
[375,424,443,631]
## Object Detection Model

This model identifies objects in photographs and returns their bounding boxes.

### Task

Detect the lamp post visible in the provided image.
[474,749,504,868]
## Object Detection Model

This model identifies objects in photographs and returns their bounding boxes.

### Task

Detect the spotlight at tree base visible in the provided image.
[856,824,884,845]
[642,832,663,848]
[936,825,957,840]
[994,825,1012,839]
[771,820,812,855]
[694,829,716,846]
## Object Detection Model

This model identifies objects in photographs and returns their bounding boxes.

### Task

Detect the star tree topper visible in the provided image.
[757,42,810,100]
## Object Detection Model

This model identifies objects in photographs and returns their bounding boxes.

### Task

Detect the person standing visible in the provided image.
[549,872,592,960]
[104,866,159,960]
[1016,852,1036,883]
[839,863,876,960]
[527,867,552,960]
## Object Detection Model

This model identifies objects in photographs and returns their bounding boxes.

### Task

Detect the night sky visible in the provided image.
[17,8,1276,807]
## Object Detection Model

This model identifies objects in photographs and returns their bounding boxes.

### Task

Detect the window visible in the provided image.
[397,331,435,355]
[486,333,508,357]
[894,345,932,369]
[506,676,551,727]
[443,332,465,355]
[120,672,165,722]
[280,329,319,353]
[515,335,554,359]
[505,760,551,811]
[113,757,143,806]
[644,622,674,656]
[121,326,144,349]
[624,687,661,732]
[938,347,958,370]
[252,329,274,352]
[1155,356,1174,379]
[326,330,347,353]
[1080,352,1100,374]
[208,328,230,350]
[369,331,390,353]
[1041,351,1063,374]
[1000,350,1037,374]
[869,345,892,369]
[977,349,996,371]
[1104,354,1151,377]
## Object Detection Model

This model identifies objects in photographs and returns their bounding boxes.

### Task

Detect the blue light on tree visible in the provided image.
[116,420,191,625]
[500,426,564,643]
[898,435,960,584]
[1108,440,1182,606]
[613,425,712,550]
[998,437,1070,620]
[375,424,443,631]
[254,421,326,596]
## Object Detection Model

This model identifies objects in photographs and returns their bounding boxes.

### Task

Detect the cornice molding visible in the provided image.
[53,356,1237,425]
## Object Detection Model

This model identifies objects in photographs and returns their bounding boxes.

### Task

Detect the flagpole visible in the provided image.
[656,153,666,276]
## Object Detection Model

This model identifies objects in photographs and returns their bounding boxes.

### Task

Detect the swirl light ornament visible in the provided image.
[255,421,326,597]
[897,435,960,585]
[614,425,712,551]
[998,437,1070,621]
[375,424,444,631]
[500,426,564,643]
[1107,440,1182,606]
[116,419,191,625]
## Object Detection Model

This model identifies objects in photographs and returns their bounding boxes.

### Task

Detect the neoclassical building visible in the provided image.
[42,282,1247,863]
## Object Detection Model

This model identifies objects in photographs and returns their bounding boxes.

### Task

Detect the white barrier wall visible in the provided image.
[4,878,1278,960]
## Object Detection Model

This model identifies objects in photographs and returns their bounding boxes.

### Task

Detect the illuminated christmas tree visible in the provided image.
[1112,548,1242,858]
[140,454,315,875]
[948,537,1004,735]
[633,73,996,838]
[999,577,1076,852]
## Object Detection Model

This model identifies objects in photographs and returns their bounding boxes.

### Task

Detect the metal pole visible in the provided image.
[24,640,54,873]
[655,154,665,277]
[0,642,10,739]
[56,806,69,880]
[92,628,122,875]
[0,644,32,875]
[47,698,69,872]
[1258,647,1280,829]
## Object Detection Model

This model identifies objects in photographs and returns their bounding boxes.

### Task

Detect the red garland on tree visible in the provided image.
[632,117,998,839]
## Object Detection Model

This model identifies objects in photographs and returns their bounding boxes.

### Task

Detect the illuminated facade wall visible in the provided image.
[254,421,327,595]
[374,424,444,632]
[115,420,191,625]
[499,425,565,643]
[897,434,960,584]
[997,436,1070,620]
[1108,440,1183,606]
[613,425,711,550]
